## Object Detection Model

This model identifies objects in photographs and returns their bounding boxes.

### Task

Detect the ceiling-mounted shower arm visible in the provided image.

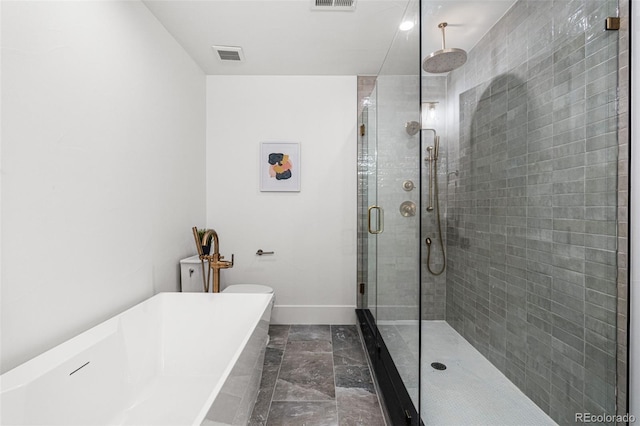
[439,22,448,50]
[422,22,467,74]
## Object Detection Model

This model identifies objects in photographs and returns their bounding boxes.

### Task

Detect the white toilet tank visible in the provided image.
[179,255,204,292]
[180,255,275,298]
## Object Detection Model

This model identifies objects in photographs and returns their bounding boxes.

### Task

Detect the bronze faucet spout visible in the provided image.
[191,226,233,293]
[201,229,220,256]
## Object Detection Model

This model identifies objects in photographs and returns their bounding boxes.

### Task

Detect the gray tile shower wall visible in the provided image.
[615,0,630,422]
[444,0,621,423]
[422,76,448,320]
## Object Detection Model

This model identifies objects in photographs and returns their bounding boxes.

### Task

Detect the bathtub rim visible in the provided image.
[191,292,273,425]
[1,292,274,425]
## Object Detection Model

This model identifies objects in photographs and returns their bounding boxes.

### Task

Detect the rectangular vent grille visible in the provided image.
[218,50,241,61]
[312,0,356,11]
[211,45,244,62]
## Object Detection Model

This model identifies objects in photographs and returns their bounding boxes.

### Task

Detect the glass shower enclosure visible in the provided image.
[357,0,422,424]
[357,0,626,425]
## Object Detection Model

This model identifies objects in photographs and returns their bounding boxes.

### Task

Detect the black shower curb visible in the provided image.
[356,309,423,426]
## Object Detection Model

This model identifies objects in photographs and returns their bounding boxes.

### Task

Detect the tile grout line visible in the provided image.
[263,324,290,425]
[330,325,339,425]
[261,324,385,424]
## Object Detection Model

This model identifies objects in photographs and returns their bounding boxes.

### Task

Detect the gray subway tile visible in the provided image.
[439,1,622,422]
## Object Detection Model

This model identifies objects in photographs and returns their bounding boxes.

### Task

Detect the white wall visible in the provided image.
[206,76,357,324]
[1,1,206,373]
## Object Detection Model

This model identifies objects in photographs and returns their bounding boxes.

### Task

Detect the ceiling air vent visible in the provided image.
[211,45,244,62]
[311,0,356,11]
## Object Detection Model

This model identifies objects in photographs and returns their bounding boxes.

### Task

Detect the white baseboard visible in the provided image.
[271,305,356,325]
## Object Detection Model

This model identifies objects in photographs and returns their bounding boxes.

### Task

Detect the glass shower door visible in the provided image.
[374,29,422,409]
[360,0,423,423]
[359,94,378,319]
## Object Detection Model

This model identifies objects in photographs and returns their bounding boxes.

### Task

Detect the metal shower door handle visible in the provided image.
[368,206,384,234]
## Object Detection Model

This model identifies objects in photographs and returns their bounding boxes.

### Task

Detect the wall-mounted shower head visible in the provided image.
[423,22,467,74]
[405,120,420,136]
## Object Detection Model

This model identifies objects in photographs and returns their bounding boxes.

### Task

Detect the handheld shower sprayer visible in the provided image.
[422,129,446,276]
[426,146,435,212]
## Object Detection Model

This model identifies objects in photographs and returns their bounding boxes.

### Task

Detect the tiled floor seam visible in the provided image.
[254,324,385,425]
[331,325,340,426]
[263,324,289,425]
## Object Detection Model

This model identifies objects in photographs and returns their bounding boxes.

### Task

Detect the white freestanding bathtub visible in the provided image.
[1,292,274,425]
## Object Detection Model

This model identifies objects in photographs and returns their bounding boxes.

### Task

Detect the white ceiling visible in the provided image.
[142,0,517,76]
[421,0,517,62]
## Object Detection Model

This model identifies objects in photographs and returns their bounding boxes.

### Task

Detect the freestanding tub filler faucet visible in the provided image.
[192,227,234,293]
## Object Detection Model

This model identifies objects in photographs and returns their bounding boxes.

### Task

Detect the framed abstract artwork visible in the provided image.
[260,142,301,192]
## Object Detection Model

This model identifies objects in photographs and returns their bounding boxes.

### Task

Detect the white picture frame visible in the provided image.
[260,142,301,192]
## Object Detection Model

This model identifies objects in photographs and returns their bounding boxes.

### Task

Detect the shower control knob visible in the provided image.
[399,201,416,217]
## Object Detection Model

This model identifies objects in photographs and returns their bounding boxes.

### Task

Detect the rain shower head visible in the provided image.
[422,22,467,74]
[423,48,467,73]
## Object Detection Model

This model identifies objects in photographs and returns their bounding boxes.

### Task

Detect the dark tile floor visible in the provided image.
[249,324,385,426]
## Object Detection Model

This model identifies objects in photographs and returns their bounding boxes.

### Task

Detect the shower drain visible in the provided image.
[431,362,447,371]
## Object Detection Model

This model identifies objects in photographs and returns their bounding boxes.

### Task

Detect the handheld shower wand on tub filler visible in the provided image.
[192,227,234,293]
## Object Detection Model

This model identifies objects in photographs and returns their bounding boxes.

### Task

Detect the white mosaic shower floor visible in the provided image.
[381,320,557,426]
[421,321,557,425]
